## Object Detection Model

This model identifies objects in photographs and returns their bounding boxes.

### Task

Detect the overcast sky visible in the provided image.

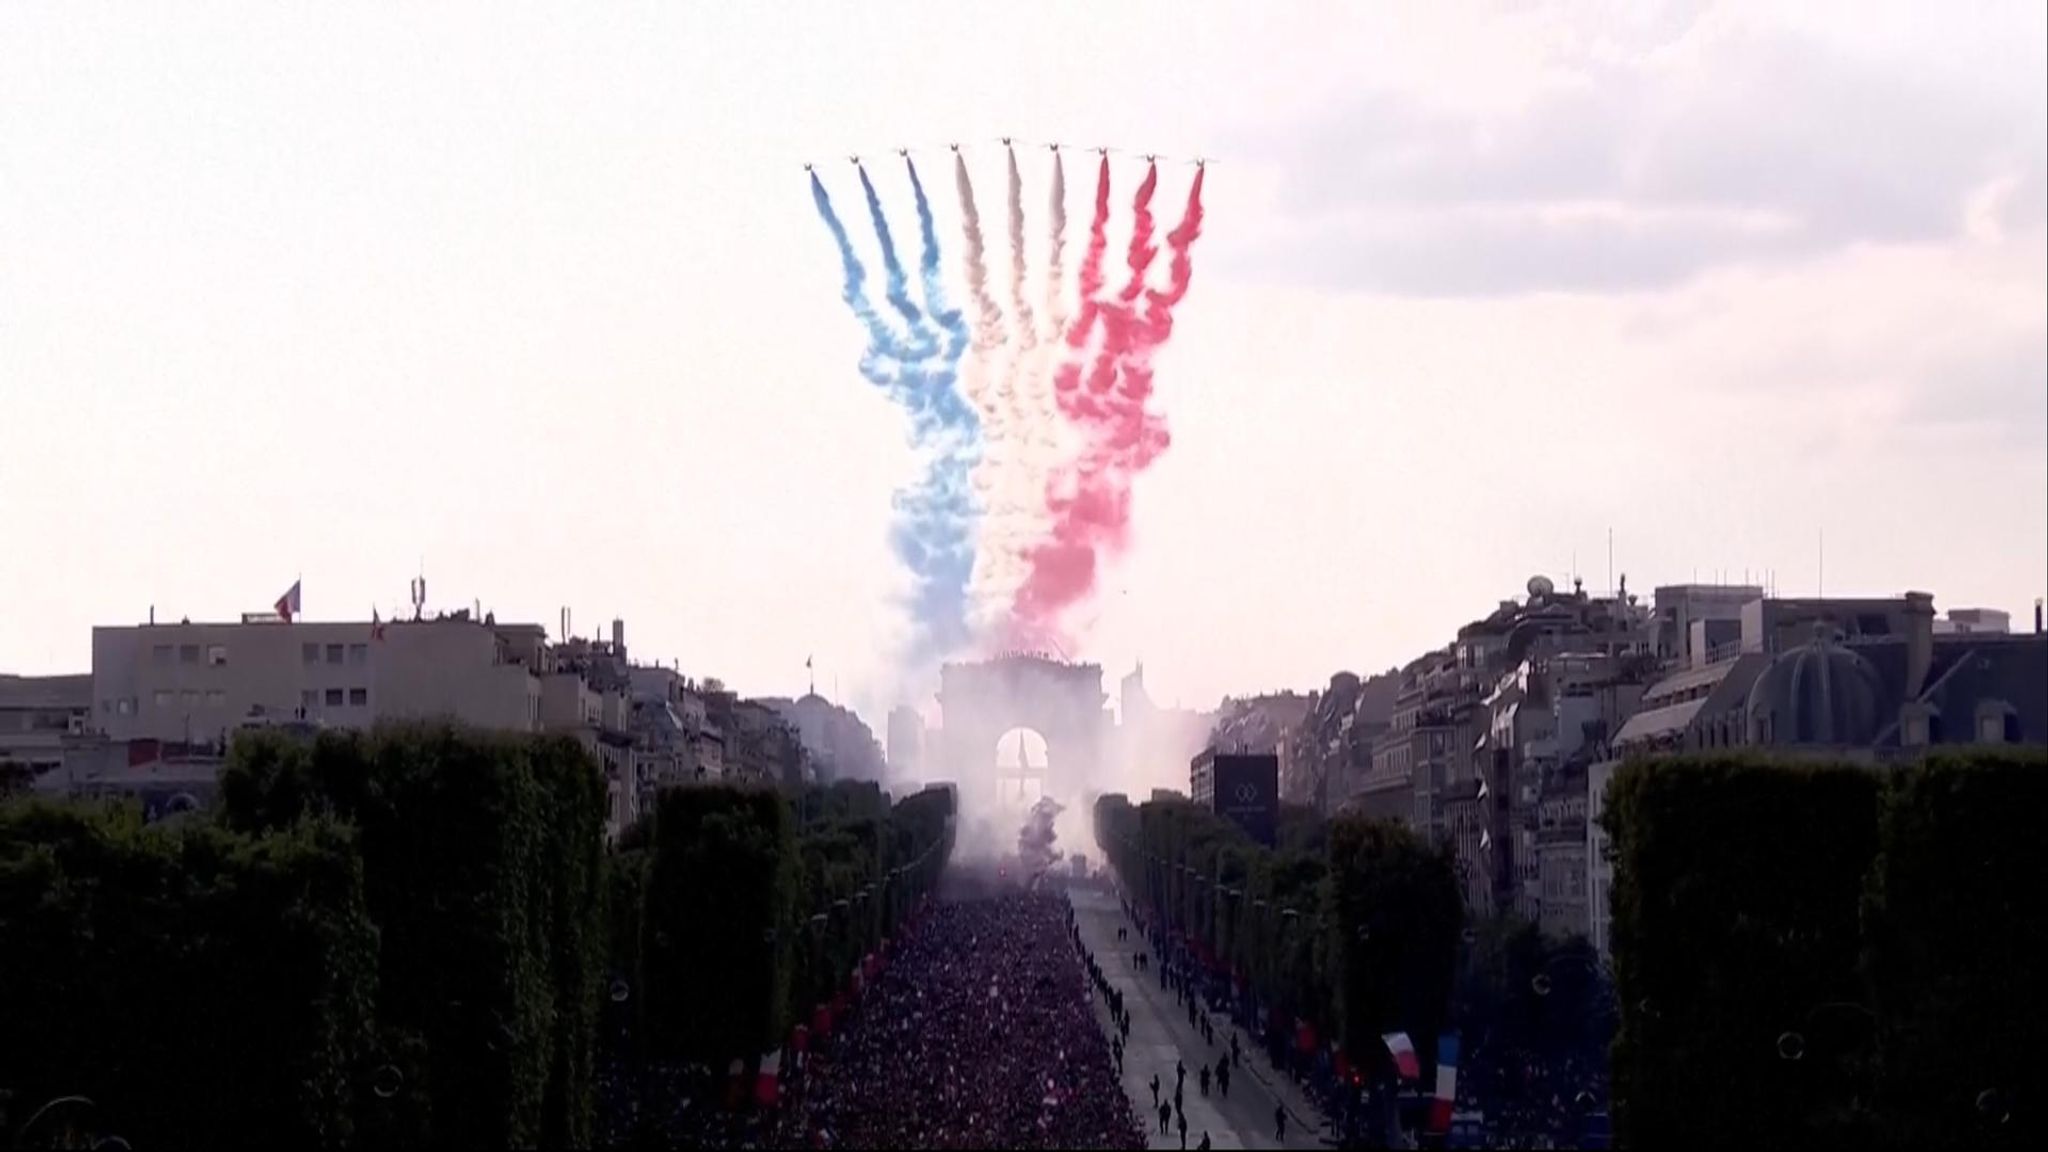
[3,0,2043,726]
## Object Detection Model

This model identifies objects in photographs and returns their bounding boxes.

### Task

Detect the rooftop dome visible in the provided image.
[1745,622,1887,747]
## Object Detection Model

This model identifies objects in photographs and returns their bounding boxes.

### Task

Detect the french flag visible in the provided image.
[755,1049,783,1108]
[274,580,303,623]
[1381,1031,1420,1080]
[1428,1033,1460,1134]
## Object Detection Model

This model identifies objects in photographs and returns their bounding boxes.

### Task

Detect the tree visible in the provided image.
[1326,817,1462,1071]
[1604,756,1881,1151]
[1863,749,2047,1150]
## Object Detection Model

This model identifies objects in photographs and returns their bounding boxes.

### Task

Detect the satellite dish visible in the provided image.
[1528,575,1556,598]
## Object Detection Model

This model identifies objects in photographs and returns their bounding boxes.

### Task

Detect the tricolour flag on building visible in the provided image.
[1382,1031,1420,1080]
[274,580,303,622]
[1428,1032,1460,1134]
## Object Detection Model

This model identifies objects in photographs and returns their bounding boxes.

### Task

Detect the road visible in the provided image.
[1072,886,1330,1151]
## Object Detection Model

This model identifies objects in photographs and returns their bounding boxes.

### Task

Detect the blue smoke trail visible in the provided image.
[858,167,938,361]
[812,170,979,660]
[811,174,907,389]
[898,157,980,659]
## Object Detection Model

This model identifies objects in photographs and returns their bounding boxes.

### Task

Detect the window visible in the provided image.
[207,644,228,667]
[349,688,368,707]
[117,698,135,715]
[302,643,320,665]
[180,690,201,707]
[152,644,173,666]
[205,690,226,707]
[325,688,344,707]
[179,644,200,665]
[325,644,345,665]
[153,690,175,708]
[301,689,319,712]
[348,644,368,666]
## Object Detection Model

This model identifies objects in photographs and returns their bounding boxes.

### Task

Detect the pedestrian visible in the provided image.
[1217,1060,1230,1099]
[1275,1103,1287,1142]
[1158,1101,1172,1135]
[1176,1059,1185,1090]
[1177,1109,1188,1150]
[1150,1073,1160,1109]
[1199,1063,1210,1097]
[1198,1133,1212,1151]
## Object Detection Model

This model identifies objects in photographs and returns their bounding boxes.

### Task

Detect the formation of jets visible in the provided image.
[806,143,1210,171]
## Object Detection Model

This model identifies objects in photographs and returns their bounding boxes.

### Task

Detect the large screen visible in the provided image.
[1211,753,1279,846]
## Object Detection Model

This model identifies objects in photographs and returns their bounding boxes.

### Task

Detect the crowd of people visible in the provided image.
[1455,1049,1610,1149]
[789,884,1148,1149]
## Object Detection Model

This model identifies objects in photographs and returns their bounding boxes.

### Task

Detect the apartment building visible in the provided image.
[84,611,672,838]
[0,674,91,775]
[90,614,547,742]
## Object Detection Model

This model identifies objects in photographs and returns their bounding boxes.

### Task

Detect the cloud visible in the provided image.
[1228,19,2044,297]
[1895,339,2048,453]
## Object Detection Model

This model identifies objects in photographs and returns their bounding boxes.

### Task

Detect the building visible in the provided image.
[1612,591,2048,761]
[887,705,926,781]
[1207,692,1315,756]
[1116,664,1215,792]
[1279,669,1399,814]
[0,673,91,776]
[90,613,549,742]
[1190,749,1279,846]
[1934,607,2013,635]
[85,610,669,838]
[1586,758,1617,958]
[1652,583,1764,668]
[1535,758,1590,939]
[711,691,810,788]
[628,664,726,788]
[762,694,886,783]
[1590,590,2048,955]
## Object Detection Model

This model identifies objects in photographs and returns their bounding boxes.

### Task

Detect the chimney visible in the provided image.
[2036,598,2044,635]
[1904,591,1936,698]
[612,618,626,659]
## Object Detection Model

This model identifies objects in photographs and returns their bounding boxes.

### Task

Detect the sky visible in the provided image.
[3,0,2044,730]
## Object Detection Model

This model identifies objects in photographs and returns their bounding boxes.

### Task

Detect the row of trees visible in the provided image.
[0,724,955,1149]
[603,778,954,1081]
[1604,749,2045,1151]
[1092,794,1463,1077]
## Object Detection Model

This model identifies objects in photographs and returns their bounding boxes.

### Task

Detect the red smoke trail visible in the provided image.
[1064,158,1115,352]
[1065,164,1159,427]
[1013,165,1205,646]
[1004,158,1115,646]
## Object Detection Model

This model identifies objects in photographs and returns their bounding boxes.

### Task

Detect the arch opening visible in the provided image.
[992,726,1049,812]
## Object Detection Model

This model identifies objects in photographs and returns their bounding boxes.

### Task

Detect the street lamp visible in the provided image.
[12,1095,124,1149]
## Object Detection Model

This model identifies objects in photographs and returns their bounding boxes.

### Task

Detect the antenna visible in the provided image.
[1607,528,1615,598]
[1818,528,1825,598]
